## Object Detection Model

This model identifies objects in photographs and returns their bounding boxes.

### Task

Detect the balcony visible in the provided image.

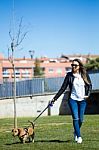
[2,73,10,78]
[21,73,31,78]
[12,73,20,78]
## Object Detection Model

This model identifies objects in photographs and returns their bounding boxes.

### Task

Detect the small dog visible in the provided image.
[12,121,35,143]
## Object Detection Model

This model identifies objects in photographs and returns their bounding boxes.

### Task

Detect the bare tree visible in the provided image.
[9,17,28,128]
[9,17,28,49]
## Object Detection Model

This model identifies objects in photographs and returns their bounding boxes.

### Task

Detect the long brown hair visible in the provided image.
[72,59,90,84]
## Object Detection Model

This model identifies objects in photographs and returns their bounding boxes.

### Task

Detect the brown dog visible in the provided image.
[12,121,35,143]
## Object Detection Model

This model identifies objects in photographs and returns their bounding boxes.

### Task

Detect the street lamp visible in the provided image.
[29,50,35,78]
[29,50,35,59]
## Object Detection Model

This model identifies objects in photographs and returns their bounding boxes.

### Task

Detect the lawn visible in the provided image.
[0,115,99,150]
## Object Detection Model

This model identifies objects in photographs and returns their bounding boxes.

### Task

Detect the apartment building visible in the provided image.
[0,55,71,82]
[0,57,33,82]
[0,53,97,82]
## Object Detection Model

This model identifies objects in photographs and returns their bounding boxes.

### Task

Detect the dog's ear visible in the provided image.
[18,128,22,134]
[18,128,20,132]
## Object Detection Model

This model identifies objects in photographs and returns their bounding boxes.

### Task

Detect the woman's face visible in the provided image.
[71,61,80,73]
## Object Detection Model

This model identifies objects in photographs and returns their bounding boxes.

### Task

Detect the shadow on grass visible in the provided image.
[35,139,71,143]
[5,139,71,145]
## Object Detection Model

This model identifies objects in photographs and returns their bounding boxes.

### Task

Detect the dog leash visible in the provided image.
[33,101,54,123]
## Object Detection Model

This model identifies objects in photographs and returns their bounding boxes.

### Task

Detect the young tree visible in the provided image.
[9,17,28,128]
[34,58,44,77]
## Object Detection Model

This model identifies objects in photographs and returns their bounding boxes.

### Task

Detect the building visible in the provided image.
[0,53,99,82]
[0,54,71,82]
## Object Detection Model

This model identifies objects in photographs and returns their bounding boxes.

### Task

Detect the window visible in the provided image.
[41,67,45,71]
[22,69,29,75]
[15,69,20,75]
[57,68,62,74]
[49,68,54,73]
[65,67,71,72]
[21,69,30,78]
[3,69,9,75]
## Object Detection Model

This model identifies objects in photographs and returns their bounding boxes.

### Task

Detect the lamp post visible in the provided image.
[29,50,35,78]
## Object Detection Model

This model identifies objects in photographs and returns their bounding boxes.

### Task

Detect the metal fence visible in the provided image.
[0,71,99,98]
[0,77,64,98]
[88,71,99,90]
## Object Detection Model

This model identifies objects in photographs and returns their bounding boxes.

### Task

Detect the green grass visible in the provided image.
[0,115,99,150]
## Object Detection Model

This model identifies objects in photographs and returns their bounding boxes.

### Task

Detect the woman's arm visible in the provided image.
[85,73,92,97]
[52,73,70,102]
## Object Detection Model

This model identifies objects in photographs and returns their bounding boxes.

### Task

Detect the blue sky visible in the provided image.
[0,0,99,58]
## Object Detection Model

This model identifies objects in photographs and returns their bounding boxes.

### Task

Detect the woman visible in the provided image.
[51,59,92,144]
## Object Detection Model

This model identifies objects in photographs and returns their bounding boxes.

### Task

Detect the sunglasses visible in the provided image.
[71,64,79,67]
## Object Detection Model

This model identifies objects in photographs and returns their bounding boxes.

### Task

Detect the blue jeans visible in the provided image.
[68,98,87,137]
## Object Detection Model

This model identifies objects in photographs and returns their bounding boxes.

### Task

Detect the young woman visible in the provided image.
[51,59,92,143]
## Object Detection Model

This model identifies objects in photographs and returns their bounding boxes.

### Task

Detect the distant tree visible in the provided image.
[34,58,44,77]
[96,57,99,62]
[85,57,99,71]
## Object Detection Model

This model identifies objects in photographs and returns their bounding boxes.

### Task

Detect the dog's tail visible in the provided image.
[28,120,35,129]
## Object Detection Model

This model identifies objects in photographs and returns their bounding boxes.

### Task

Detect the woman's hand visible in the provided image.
[84,96,89,99]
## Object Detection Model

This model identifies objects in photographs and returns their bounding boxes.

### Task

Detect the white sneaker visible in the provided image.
[77,137,82,144]
[74,135,77,142]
